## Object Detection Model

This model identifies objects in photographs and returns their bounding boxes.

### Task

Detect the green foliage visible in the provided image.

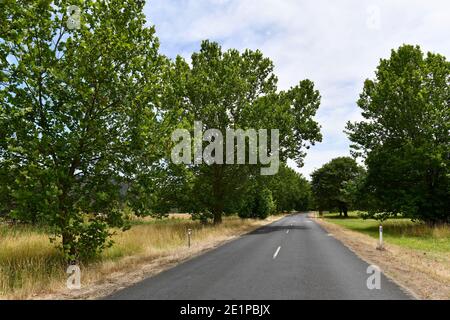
[50,217,123,262]
[0,0,169,260]
[311,157,365,216]
[238,187,275,220]
[346,45,450,224]
[0,1,322,260]
[137,163,195,217]
[262,164,311,212]
[170,41,322,223]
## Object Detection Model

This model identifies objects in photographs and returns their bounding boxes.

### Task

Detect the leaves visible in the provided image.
[311,157,365,214]
[346,45,450,224]
[167,41,321,223]
[0,0,168,260]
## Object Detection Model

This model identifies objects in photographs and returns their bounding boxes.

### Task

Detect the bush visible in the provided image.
[238,188,275,220]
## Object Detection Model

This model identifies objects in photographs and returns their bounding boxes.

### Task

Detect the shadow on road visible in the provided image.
[248,225,310,235]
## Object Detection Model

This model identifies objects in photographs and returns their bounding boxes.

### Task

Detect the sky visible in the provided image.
[143,0,450,178]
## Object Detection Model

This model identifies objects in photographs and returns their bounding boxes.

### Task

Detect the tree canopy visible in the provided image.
[0,0,171,260]
[263,164,311,213]
[346,44,449,224]
[168,41,322,224]
[311,157,365,217]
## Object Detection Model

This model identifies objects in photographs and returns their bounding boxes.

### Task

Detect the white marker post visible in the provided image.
[187,228,192,248]
[377,225,384,250]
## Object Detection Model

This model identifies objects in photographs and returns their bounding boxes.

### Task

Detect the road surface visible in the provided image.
[107,213,411,300]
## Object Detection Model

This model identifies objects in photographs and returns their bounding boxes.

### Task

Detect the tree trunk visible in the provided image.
[343,205,348,218]
[62,231,77,262]
[212,164,224,225]
[213,210,222,225]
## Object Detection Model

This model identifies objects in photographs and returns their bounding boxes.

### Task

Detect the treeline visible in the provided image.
[156,164,311,221]
[0,1,319,261]
[1,2,448,262]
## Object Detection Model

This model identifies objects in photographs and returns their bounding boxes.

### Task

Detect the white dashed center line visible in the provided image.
[273,246,281,259]
[286,230,289,234]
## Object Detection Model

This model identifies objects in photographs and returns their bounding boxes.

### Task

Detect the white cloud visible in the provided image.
[145,0,450,177]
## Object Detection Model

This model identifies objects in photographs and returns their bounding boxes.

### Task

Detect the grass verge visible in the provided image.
[0,215,283,300]
[321,212,449,252]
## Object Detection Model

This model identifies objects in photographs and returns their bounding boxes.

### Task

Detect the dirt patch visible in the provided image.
[311,214,450,300]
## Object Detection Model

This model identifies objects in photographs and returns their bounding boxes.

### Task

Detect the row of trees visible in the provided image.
[0,1,319,260]
[1,2,447,262]
[311,45,449,225]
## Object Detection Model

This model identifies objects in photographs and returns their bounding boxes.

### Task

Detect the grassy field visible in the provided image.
[0,215,277,299]
[322,212,450,253]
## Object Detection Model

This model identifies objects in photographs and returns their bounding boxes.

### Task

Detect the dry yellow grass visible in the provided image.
[0,215,282,300]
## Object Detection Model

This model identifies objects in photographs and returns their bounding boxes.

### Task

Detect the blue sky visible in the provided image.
[143,0,450,178]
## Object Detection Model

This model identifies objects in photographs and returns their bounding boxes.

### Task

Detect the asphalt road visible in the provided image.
[107,213,411,300]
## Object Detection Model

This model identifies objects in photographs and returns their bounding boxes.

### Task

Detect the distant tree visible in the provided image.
[0,1,170,260]
[171,41,322,224]
[238,187,275,220]
[346,45,450,225]
[264,164,311,212]
[311,157,365,217]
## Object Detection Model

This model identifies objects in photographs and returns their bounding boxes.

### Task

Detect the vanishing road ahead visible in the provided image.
[107,213,411,300]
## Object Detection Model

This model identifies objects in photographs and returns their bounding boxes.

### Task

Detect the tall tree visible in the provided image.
[0,0,169,260]
[171,41,322,224]
[346,45,449,225]
[311,157,365,217]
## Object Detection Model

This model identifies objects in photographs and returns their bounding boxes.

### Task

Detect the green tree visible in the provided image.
[238,186,275,220]
[264,164,311,212]
[311,157,365,217]
[172,41,322,224]
[150,163,195,216]
[0,0,169,260]
[346,45,449,225]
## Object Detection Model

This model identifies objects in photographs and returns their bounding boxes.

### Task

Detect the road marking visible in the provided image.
[286,230,289,234]
[273,246,281,259]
